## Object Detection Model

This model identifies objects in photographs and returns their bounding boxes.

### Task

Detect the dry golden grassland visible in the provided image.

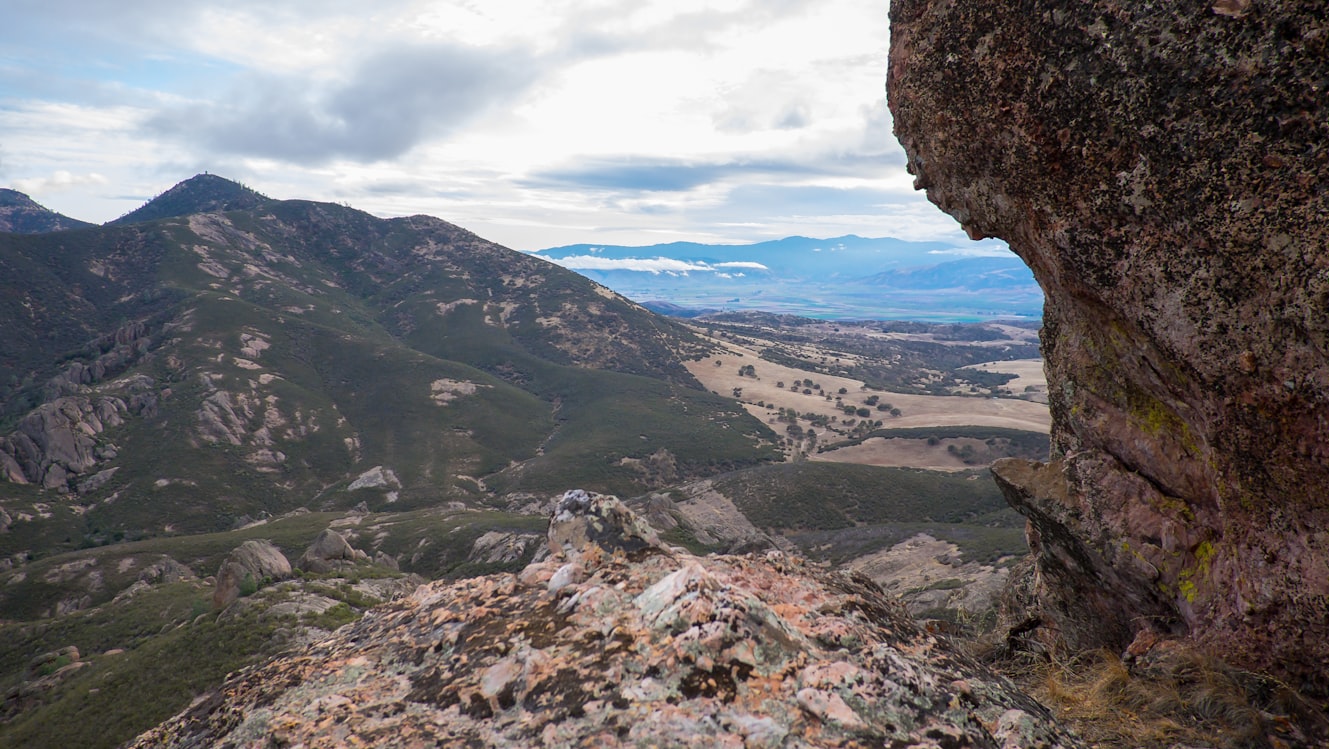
[686,332,1049,466]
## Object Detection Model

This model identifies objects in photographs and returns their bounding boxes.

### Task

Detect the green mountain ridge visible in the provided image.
[107,173,275,226]
[0,174,778,557]
[0,189,94,234]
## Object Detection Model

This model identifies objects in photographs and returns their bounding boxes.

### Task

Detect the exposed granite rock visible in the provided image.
[347,465,400,491]
[295,528,368,574]
[43,322,152,400]
[138,555,195,585]
[0,382,152,491]
[889,0,1329,690]
[0,450,27,485]
[214,540,293,609]
[0,395,130,490]
[849,533,1010,622]
[546,488,662,559]
[632,481,786,553]
[468,530,541,565]
[132,491,1080,747]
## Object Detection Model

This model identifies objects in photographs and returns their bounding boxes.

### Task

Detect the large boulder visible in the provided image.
[213,540,292,609]
[295,528,368,574]
[888,0,1329,691]
[130,492,1080,747]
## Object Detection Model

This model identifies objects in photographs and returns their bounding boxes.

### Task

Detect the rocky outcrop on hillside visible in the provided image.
[0,396,128,489]
[42,322,154,400]
[889,0,1329,691]
[295,528,369,574]
[213,539,292,609]
[133,491,1079,748]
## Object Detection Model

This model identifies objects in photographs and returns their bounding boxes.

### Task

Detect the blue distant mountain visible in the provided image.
[530,235,1043,322]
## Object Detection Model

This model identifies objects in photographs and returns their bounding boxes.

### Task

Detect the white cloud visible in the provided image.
[13,170,109,195]
[544,255,769,274]
[0,0,976,249]
[927,245,1017,258]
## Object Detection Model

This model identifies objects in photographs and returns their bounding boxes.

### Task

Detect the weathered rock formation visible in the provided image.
[133,491,1081,747]
[295,528,369,574]
[889,0,1329,691]
[213,539,292,609]
[0,396,129,489]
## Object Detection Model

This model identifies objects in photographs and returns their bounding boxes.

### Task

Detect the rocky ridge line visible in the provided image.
[130,490,1080,748]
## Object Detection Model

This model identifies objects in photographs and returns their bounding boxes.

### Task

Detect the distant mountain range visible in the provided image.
[531,236,1043,321]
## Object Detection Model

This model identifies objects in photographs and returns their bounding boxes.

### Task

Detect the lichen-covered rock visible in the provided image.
[133,492,1080,748]
[213,539,292,609]
[546,488,662,559]
[888,0,1329,691]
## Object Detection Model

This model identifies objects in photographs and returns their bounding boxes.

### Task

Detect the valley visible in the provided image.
[681,315,1048,467]
[0,176,1051,748]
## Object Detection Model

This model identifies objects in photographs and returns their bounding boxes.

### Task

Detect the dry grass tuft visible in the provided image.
[973,639,1328,749]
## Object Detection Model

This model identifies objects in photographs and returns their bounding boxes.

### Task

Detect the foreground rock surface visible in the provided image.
[889,0,1329,691]
[132,491,1079,748]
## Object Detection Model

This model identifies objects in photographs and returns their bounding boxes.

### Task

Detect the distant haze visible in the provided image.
[533,235,1043,321]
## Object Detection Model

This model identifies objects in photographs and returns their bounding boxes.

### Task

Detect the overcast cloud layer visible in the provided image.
[0,0,973,249]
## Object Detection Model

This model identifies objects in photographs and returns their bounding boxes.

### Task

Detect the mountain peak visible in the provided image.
[110,173,273,226]
[0,188,38,209]
[0,188,94,234]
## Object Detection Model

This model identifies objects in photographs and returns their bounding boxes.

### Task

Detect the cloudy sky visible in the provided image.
[0,0,969,250]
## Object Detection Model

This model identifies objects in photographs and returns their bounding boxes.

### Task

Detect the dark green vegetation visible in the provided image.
[713,462,1016,530]
[0,505,549,749]
[0,579,297,749]
[714,462,1025,565]
[820,426,1050,465]
[644,461,1027,567]
[0,175,778,745]
[699,312,1041,396]
[108,175,274,226]
[0,174,776,556]
[0,189,94,234]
